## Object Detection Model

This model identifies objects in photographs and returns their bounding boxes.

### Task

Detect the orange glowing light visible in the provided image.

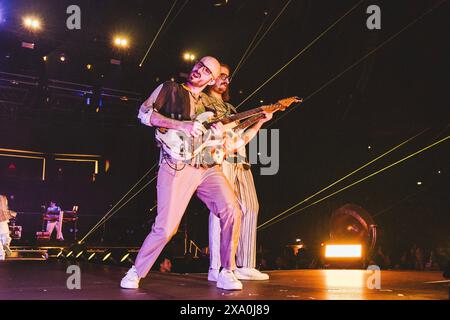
[325,244,362,258]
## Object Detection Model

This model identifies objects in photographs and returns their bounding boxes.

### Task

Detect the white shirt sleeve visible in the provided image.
[138,83,164,127]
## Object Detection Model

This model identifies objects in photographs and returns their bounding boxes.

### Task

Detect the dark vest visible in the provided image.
[153,82,192,121]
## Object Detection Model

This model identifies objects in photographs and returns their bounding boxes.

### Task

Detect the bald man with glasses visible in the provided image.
[121,56,244,291]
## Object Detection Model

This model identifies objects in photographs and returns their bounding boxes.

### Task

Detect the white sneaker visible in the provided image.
[120,265,140,289]
[234,267,269,281]
[216,269,243,290]
[208,268,219,282]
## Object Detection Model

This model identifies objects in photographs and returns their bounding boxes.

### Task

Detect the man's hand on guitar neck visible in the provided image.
[258,111,273,124]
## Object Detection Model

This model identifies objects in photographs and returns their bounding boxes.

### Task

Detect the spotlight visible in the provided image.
[183,52,196,62]
[86,64,92,70]
[59,55,66,62]
[110,59,121,65]
[23,16,41,31]
[87,252,96,261]
[117,249,136,266]
[213,0,229,7]
[21,42,35,49]
[43,56,47,62]
[102,252,112,262]
[417,181,422,186]
[84,92,92,106]
[120,253,130,263]
[114,36,129,48]
[325,244,362,258]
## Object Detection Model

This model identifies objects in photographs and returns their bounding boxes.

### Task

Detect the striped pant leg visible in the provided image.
[235,168,259,269]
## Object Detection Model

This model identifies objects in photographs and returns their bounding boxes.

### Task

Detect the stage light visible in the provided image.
[325,244,362,258]
[21,42,35,49]
[84,93,92,106]
[59,55,66,62]
[110,59,121,65]
[43,56,47,62]
[183,52,196,62]
[120,253,130,263]
[88,252,96,261]
[75,251,84,258]
[417,181,422,186]
[213,0,229,7]
[105,160,111,173]
[66,250,74,258]
[368,145,372,150]
[102,252,112,261]
[260,100,264,103]
[56,250,63,258]
[86,64,92,70]
[23,16,41,30]
[114,36,129,48]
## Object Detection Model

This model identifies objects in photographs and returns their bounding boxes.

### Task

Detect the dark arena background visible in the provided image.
[0,0,449,309]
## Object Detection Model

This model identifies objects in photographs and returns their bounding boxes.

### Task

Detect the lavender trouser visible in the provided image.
[134,162,242,278]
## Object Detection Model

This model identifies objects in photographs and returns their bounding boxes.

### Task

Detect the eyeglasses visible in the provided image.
[218,73,231,82]
[196,61,214,79]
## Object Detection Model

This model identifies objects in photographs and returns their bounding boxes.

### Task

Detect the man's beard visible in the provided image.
[215,84,227,94]
[189,76,209,87]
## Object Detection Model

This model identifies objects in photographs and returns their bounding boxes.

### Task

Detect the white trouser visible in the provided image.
[209,161,259,269]
[0,233,11,260]
[46,214,64,240]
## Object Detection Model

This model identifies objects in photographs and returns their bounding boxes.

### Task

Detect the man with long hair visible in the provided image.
[203,64,271,281]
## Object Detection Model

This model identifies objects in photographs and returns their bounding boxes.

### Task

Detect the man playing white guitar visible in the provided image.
[203,64,301,282]
[121,56,244,291]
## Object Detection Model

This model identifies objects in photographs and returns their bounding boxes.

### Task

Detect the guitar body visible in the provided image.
[155,111,222,161]
[154,96,301,162]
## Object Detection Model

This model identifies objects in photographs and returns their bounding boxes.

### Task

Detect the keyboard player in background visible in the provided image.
[46,200,64,241]
[0,193,16,260]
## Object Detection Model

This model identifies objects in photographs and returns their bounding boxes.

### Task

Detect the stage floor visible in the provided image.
[0,260,448,300]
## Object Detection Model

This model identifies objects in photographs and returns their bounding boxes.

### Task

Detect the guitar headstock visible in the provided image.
[262,96,303,112]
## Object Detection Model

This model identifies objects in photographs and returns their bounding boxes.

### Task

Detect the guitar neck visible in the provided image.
[205,103,277,129]
[234,114,266,131]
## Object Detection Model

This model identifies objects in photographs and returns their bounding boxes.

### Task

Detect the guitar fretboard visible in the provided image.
[205,103,278,128]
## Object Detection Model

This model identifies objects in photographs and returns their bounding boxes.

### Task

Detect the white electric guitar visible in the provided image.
[155,97,302,162]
